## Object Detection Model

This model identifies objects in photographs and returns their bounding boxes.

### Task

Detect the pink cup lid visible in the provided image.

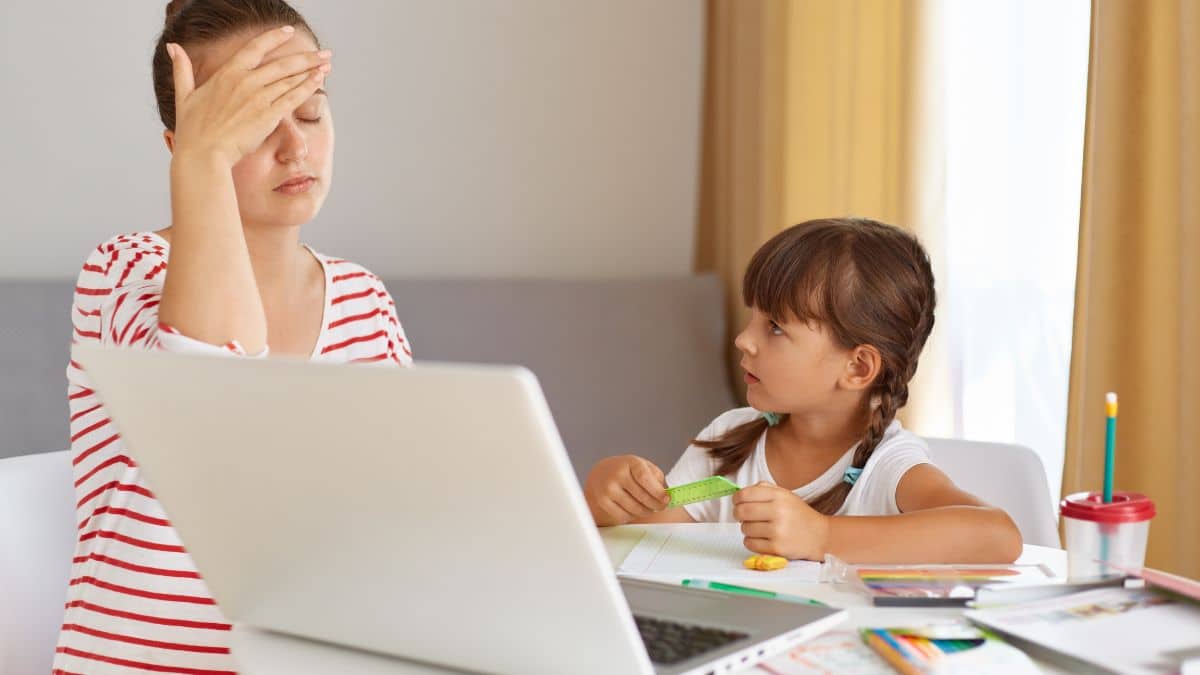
[1060,491,1156,524]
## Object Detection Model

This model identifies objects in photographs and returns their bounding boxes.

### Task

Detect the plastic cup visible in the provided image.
[1060,491,1155,579]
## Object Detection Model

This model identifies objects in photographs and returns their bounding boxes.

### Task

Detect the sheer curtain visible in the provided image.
[695,0,1092,509]
[937,0,1091,505]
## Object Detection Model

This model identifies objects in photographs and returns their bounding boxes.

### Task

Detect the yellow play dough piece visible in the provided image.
[743,554,788,571]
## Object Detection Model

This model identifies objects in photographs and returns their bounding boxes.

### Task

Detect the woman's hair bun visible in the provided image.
[165,0,190,25]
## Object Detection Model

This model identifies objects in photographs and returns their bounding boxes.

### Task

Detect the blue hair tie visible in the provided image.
[843,466,863,486]
[761,411,782,427]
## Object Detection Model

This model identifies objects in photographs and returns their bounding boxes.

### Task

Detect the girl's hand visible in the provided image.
[733,481,831,560]
[583,455,671,526]
[167,26,332,169]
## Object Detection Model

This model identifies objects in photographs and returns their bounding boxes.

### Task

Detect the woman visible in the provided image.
[58,1,409,672]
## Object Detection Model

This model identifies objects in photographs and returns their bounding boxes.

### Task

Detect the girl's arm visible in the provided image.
[823,464,1023,563]
[735,465,1024,563]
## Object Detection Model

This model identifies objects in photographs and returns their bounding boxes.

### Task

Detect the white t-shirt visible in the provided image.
[666,407,932,521]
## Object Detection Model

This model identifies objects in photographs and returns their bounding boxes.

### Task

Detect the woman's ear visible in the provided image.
[841,345,882,391]
[163,129,175,154]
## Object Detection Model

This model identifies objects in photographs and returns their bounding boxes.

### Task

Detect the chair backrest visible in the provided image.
[923,438,1060,548]
[0,450,75,674]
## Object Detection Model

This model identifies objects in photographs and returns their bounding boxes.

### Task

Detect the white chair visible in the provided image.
[924,438,1061,548]
[0,450,75,674]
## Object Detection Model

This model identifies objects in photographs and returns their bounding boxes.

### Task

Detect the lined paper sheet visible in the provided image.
[617,523,822,582]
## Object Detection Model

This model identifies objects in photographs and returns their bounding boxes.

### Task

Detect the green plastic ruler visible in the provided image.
[667,476,741,508]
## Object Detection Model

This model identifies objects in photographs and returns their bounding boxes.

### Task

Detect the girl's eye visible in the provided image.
[768,321,784,336]
[297,116,322,124]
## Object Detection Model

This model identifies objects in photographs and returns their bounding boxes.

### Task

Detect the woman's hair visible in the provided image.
[152,0,321,131]
[695,217,937,515]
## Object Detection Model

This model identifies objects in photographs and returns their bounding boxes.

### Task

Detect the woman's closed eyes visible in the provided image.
[295,90,327,123]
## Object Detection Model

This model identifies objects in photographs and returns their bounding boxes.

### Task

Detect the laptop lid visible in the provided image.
[73,344,654,675]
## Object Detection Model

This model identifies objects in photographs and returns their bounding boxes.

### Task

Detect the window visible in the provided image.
[940,0,1091,505]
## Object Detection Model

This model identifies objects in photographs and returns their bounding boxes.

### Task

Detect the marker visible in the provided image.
[681,579,828,607]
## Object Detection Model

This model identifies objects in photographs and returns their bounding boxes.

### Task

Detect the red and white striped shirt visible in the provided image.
[54,232,412,674]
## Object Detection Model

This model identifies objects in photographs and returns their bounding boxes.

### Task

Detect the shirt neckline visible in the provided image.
[753,428,857,497]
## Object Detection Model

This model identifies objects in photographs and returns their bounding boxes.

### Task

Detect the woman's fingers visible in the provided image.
[261,68,323,106]
[248,49,332,90]
[268,67,328,116]
[167,43,196,103]
[227,25,300,72]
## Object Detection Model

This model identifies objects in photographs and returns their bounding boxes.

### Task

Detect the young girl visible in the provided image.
[58,2,410,672]
[583,218,1022,564]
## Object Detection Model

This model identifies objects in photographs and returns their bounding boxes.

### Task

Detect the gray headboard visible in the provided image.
[1,276,737,480]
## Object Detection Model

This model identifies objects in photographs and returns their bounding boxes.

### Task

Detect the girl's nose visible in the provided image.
[276,120,309,164]
[734,326,755,355]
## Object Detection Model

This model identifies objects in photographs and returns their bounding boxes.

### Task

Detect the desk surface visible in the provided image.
[231,524,1072,674]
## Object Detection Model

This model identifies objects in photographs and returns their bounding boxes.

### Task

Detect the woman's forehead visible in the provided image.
[191,29,319,84]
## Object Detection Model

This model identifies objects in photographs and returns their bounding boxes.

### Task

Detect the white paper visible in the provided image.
[756,630,893,674]
[965,587,1200,675]
[616,523,822,583]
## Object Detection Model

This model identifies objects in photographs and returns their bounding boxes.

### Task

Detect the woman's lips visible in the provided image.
[274,177,316,194]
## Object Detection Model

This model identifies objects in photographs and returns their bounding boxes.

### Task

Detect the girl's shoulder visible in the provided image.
[858,420,933,485]
[875,420,932,457]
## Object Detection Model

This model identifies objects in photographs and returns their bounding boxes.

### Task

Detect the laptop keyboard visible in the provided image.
[633,615,749,665]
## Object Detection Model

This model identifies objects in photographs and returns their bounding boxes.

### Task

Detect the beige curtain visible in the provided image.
[1063,0,1200,578]
[696,0,951,435]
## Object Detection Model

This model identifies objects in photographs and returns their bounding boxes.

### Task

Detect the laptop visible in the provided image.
[73,344,846,675]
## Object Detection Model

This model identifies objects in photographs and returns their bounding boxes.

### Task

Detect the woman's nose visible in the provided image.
[275,120,309,164]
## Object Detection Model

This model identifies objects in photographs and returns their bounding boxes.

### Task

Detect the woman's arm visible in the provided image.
[157,28,330,353]
[160,153,268,352]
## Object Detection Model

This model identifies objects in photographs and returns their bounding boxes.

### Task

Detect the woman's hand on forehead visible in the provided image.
[168,25,332,167]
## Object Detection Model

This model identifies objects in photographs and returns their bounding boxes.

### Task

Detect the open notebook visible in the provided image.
[617,523,822,583]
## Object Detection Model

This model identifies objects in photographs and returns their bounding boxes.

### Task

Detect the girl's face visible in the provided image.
[734,308,856,415]
[165,30,334,230]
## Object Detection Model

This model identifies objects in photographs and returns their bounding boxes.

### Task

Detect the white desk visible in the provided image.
[232,524,1071,674]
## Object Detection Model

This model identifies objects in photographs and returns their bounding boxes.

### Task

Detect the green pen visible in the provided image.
[681,579,829,607]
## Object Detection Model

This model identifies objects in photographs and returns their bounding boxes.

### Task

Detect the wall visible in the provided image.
[0,0,704,279]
